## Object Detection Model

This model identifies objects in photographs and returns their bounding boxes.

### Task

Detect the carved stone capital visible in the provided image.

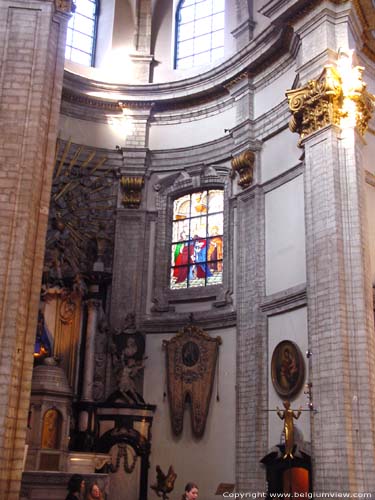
[120,176,145,208]
[286,62,374,144]
[286,65,343,144]
[231,150,255,188]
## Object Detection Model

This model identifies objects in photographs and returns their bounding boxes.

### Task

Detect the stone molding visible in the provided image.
[260,284,307,314]
[62,22,291,106]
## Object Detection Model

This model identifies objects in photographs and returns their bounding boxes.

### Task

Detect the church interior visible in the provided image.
[1,0,375,499]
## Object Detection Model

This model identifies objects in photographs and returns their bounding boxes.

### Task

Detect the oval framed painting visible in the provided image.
[271,340,305,399]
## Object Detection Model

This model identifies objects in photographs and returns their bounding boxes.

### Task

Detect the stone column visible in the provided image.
[287,62,375,492]
[0,1,70,497]
[82,299,102,402]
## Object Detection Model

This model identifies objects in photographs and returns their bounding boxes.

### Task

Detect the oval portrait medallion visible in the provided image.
[271,340,305,399]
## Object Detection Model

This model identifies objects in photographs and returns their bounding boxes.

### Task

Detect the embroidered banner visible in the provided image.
[163,325,221,438]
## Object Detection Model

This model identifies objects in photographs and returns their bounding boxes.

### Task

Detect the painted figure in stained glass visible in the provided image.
[170,190,223,289]
[207,226,223,272]
[189,235,211,283]
[173,231,189,283]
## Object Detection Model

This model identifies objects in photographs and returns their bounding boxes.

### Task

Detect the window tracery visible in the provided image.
[170,189,224,289]
[175,0,225,70]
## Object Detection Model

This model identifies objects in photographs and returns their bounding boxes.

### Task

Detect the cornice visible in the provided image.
[62,22,293,111]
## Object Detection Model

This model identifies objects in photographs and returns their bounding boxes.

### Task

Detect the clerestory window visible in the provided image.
[170,190,224,289]
[65,0,98,66]
[175,0,225,70]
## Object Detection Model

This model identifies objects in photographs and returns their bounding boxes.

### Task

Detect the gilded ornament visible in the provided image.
[286,65,343,145]
[231,150,255,188]
[120,176,145,208]
[286,61,375,144]
[55,0,74,13]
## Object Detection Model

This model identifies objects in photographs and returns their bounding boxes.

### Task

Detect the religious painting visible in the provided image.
[170,189,223,289]
[41,409,62,449]
[271,341,305,399]
[163,325,222,437]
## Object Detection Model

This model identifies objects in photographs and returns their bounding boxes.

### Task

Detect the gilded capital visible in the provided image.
[120,176,145,208]
[286,65,342,144]
[286,58,374,144]
[231,150,255,188]
[55,0,74,13]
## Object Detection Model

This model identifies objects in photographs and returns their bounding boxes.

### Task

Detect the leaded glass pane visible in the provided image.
[65,0,97,67]
[170,190,224,288]
[173,194,190,220]
[176,0,225,69]
[190,216,207,239]
[180,5,195,23]
[191,192,207,216]
[208,189,224,213]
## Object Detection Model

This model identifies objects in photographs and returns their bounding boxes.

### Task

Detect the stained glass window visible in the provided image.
[65,0,98,66]
[175,0,225,70]
[170,190,224,289]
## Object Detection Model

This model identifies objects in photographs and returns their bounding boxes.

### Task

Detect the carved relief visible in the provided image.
[231,150,255,188]
[120,176,145,208]
[163,325,221,438]
[43,139,115,286]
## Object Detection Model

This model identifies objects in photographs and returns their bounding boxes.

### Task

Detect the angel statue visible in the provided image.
[276,400,302,459]
[150,465,177,500]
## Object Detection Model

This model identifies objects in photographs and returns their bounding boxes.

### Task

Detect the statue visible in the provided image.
[276,400,302,459]
[117,357,146,405]
[150,465,177,500]
[107,314,147,405]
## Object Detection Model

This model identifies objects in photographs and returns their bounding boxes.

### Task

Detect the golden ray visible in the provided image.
[55,138,72,178]
[67,146,85,175]
[80,151,96,170]
[90,157,107,175]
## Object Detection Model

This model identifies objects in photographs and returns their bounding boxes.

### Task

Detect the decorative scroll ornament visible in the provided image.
[120,176,145,208]
[163,325,221,438]
[286,56,374,145]
[231,150,255,188]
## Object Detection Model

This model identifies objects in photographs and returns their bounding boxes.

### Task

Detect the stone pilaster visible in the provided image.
[130,0,153,82]
[110,210,148,327]
[232,0,255,49]
[236,187,268,491]
[0,1,70,497]
[119,102,153,149]
[288,60,375,491]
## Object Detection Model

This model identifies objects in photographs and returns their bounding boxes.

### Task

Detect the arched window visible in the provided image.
[65,0,98,66]
[170,190,224,289]
[175,0,225,70]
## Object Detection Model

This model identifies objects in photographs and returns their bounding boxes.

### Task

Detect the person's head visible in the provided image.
[67,474,85,494]
[184,482,199,500]
[283,400,290,410]
[89,482,101,498]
